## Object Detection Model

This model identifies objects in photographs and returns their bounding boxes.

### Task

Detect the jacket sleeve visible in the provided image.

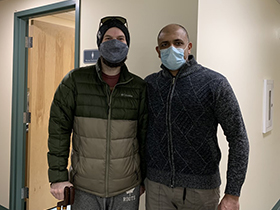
[137,82,148,185]
[214,78,249,197]
[47,71,76,183]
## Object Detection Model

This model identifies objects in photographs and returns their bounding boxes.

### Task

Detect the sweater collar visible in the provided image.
[161,55,198,78]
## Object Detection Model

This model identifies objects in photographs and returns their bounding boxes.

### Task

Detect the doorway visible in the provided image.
[10,1,80,210]
[26,12,75,210]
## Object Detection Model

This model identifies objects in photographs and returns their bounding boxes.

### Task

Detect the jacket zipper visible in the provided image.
[105,77,133,197]
[167,77,176,188]
[105,86,113,197]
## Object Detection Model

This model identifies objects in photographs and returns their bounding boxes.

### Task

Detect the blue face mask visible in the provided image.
[160,46,186,70]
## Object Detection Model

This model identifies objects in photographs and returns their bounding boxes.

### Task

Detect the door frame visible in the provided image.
[9,1,80,209]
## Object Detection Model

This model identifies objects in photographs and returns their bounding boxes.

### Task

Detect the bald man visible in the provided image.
[144,24,249,210]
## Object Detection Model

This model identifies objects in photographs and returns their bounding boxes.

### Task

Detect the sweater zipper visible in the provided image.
[105,78,133,197]
[167,77,176,188]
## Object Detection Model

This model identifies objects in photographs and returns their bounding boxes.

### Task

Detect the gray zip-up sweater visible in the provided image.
[144,55,249,196]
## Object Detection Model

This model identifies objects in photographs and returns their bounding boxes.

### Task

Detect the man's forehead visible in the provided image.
[104,27,125,36]
[158,29,187,42]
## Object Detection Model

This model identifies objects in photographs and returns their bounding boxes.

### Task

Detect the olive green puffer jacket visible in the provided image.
[47,59,147,197]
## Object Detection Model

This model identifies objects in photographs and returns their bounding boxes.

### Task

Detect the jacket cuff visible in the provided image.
[48,169,69,183]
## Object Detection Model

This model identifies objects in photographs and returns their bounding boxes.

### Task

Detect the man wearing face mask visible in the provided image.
[144,24,249,210]
[47,16,147,210]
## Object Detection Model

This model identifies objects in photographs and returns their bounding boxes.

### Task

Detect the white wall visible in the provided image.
[197,0,280,209]
[0,0,66,208]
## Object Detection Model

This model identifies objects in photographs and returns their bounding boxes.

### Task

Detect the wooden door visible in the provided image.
[26,18,75,210]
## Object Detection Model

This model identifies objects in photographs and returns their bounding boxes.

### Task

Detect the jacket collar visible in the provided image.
[96,58,133,83]
[161,55,198,78]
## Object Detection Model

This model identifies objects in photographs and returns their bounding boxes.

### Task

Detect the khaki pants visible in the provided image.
[145,178,220,210]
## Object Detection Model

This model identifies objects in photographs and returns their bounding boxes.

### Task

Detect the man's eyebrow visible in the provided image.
[104,35,125,38]
[159,40,169,44]
[173,39,184,42]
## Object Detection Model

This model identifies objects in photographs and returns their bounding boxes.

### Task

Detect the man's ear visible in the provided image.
[156,46,161,58]
[184,42,193,60]
[187,42,193,54]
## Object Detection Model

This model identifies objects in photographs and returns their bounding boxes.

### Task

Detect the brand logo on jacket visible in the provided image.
[121,93,133,98]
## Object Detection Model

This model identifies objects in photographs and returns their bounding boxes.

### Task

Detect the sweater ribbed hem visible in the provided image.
[147,167,221,190]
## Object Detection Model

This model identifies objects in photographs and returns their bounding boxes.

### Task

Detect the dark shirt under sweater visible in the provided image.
[144,55,249,196]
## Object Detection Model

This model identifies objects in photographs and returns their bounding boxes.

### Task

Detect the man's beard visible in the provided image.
[101,56,127,68]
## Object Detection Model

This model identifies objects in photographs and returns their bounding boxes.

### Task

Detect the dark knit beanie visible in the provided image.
[97,16,130,48]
